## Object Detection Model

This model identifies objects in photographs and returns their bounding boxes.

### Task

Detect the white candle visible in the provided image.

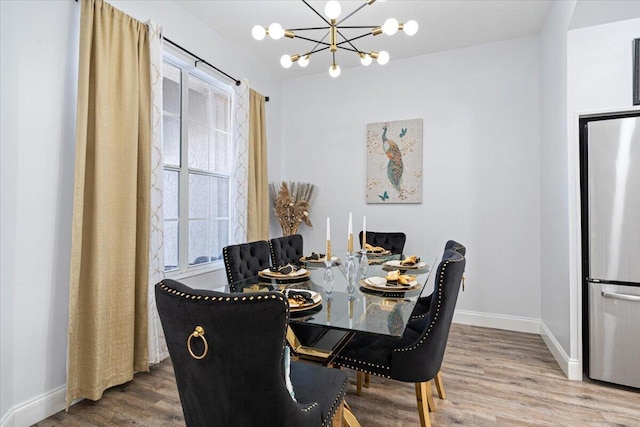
[326,217,331,240]
[348,212,353,252]
[362,215,367,248]
[326,217,331,259]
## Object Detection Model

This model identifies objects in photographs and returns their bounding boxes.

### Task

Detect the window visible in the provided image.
[162,58,232,273]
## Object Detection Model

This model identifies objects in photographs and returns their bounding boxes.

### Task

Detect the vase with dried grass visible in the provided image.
[269,181,317,236]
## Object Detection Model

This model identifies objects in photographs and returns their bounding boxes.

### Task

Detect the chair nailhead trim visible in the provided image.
[393,259,460,353]
[321,379,348,427]
[158,282,287,306]
[333,362,391,379]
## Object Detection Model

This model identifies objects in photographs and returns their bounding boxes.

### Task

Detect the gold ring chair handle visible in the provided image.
[187,326,208,360]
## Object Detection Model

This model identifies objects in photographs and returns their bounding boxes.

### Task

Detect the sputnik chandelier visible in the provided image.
[252,0,418,78]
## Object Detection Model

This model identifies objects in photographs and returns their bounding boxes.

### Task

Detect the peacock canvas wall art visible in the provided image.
[366,118,423,204]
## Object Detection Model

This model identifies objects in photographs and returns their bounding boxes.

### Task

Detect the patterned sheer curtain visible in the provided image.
[67,0,150,406]
[146,19,168,365]
[231,79,249,243]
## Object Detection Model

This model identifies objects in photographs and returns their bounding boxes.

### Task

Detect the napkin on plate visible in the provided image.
[305,252,325,260]
[401,255,421,266]
[385,269,416,286]
[364,243,386,253]
[284,290,314,306]
[270,264,300,275]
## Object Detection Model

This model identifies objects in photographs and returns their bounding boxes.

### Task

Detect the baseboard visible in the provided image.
[0,385,67,427]
[453,309,541,334]
[540,321,582,380]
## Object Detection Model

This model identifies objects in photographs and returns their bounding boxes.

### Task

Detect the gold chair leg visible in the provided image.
[415,382,433,427]
[343,401,361,427]
[434,371,446,400]
[356,371,363,396]
[364,373,370,388]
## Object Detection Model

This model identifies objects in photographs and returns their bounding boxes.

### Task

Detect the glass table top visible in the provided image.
[224,252,437,338]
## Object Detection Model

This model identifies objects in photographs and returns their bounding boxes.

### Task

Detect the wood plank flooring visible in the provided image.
[34,324,639,426]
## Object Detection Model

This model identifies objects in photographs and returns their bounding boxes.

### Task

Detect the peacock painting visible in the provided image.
[382,124,405,197]
[366,119,423,204]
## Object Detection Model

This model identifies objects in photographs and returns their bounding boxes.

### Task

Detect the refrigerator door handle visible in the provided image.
[601,290,640,302]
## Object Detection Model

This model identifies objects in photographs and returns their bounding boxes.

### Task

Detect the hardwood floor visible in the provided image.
[34,324,639,426]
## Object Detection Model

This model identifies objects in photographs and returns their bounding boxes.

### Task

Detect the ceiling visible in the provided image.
[177,0,554,78]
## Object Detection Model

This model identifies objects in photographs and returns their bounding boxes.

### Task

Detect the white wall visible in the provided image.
[538,0,577,378]
[1,2,79,425]
[281,37,542,326]
[0,1,284,425]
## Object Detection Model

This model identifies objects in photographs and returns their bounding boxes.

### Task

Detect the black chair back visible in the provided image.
[358,231,407,254]
[444,239,466,256]
[155,279,321,426]
[390,249,466,382]
[223,240,271,285]
[269,234,304,267]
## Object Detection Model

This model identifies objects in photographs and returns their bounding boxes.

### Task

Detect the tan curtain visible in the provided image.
[67,0,151,406]
[247,90,269,240]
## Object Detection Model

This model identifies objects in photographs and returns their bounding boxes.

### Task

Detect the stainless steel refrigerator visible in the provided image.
[580,111,640,389]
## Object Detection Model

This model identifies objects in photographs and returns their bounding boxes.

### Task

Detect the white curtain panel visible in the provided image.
[232,79,250,244]
[146,20,169,365]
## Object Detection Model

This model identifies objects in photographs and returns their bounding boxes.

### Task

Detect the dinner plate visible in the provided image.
[284,289,322,312]
[300,255,338,264]
[366,249,391,256]
[360,277,421,292]
[258,268,311,280]
[383,259,429,270]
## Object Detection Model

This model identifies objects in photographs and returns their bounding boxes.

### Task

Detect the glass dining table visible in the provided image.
[221,251,437,364]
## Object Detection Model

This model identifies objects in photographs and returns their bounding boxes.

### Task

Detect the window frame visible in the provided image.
[162,50,234,279]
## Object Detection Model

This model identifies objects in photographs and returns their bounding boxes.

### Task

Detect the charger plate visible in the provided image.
[258,268,311,280]
[359,277,421,292]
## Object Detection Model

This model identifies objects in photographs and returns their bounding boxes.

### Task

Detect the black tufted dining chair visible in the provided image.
[405,240,466,403]
[333,250,466,427]
[358,231,406,254]
[269,234,304,267]
[155,279,350,427]
[223,240,271,289]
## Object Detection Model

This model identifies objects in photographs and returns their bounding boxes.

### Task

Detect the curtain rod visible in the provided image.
[163,37,241,87]
[164,37,270,102]
[73,0,270,102]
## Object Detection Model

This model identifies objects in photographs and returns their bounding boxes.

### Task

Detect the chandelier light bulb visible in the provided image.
[403,20,419,36]
[382,18,399,36]
[298,55,310,67]
[268,23,285,40]
[377,51,390,65]
[280,54,293,68]
[324,1,341,20]
[329,64,341,78]
[252,25,266,40]
[360,54,372,66]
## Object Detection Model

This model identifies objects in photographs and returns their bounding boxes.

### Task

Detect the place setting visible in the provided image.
[363,243,391,256]
[283,288,323,314]
[258,263,311,280]
[299,252,339,266]
[359,269,422,295]
[382,254,429,271]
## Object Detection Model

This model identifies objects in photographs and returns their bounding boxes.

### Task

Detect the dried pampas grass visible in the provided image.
[269,181,317,236]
